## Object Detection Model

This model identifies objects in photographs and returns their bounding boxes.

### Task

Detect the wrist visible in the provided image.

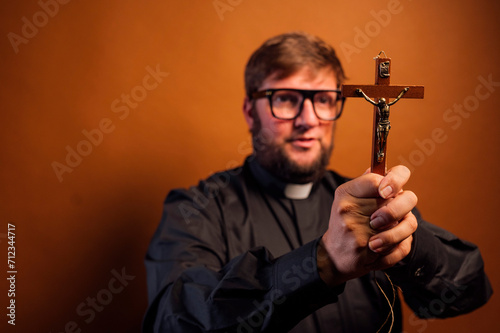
[317,237,346,287]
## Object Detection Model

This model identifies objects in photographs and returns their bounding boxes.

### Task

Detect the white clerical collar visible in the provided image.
[283,182,314,200]
[248,158,314,200]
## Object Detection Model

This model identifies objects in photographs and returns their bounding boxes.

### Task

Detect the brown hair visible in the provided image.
[244,31,346,97]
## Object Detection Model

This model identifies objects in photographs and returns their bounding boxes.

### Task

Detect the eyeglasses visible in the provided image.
[251,88,345,121]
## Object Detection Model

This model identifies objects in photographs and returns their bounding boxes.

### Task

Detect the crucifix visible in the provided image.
[341,51,425,175]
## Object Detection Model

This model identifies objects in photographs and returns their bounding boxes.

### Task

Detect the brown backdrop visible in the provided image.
[1,0,498,332]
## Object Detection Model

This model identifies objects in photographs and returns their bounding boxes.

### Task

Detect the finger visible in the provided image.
[368,212,418,253]
[366,236,414,270]
[371,220,399,232]
[336,172,384,199]
[369,190,418,230]
[378,165,411,199]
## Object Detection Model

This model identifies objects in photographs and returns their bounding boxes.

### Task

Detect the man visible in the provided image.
[143,32,492,332]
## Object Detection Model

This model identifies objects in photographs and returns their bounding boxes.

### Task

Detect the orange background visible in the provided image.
[1,0,499,332]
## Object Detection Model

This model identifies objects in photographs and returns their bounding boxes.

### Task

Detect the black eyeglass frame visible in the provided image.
[250,88,346,121]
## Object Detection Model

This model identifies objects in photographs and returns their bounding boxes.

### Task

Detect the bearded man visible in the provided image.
[143,32,492,333]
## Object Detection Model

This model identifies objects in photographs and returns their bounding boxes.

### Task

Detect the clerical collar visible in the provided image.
[248,158,314,200]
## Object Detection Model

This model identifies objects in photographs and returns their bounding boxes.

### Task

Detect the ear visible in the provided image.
[242,96,254,130]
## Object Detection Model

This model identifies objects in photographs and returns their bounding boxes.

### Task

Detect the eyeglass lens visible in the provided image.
[271,90,341,120]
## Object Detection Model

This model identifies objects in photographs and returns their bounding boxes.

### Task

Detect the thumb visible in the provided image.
[337,173,383,199]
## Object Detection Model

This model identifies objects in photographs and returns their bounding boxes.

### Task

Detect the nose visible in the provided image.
[294,98,319,128]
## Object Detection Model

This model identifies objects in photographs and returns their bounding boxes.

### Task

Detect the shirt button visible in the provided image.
[414,266,424,277]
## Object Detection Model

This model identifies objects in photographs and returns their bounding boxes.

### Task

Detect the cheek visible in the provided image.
[261,122,291,145]
[255,111,291,140]
[321,123,336,144]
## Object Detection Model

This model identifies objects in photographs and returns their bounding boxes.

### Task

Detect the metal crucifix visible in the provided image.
[341,51,425,175]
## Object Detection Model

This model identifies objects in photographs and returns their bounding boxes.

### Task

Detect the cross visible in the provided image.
[341,51,425,175]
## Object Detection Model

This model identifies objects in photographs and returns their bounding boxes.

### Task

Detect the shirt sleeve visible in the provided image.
[142,185,344,333]
[386,208,493,318]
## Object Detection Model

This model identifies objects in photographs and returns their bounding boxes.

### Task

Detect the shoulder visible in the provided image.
[164,163,252,221]
[323,169,351,189]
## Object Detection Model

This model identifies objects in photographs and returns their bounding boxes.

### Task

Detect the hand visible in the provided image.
[318,166,418,286]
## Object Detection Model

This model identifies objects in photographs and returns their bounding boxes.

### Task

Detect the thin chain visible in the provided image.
[374,272,396,333]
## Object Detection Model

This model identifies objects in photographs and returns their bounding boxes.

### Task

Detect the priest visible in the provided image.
[143,31,492,333]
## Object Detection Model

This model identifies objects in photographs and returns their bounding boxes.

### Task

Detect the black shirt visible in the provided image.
[143,157,492,332]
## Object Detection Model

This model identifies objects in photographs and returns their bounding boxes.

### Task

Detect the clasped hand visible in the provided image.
[318,165,418,286]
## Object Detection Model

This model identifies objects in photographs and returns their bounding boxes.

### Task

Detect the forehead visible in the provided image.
[260,66,338,90]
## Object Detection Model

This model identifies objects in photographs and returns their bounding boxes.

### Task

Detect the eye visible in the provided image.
[273,92,300,105]
[315,93,334,105]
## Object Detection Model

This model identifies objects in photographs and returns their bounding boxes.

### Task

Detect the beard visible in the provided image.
[250,110,334,184]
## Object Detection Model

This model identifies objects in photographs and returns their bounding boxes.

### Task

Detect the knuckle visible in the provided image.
[398,238,413,257]
[381,242,412,268]
[384,205,399,221]
[387,165,409,183]
[334,200,359,216]
[407,214,418,232]
[405,190,418,206]
[361,173,383,190]
[394,164,411,179]
[369,174,384,189]
[399,165,411,178]
[380,255,398,269]
[334,184,347,197]
[355,233,369,248]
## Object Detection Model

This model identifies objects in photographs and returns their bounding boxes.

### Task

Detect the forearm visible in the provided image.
[386,211,492,318]
[144,239,343,333]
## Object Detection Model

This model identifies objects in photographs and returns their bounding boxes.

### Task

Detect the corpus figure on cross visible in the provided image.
[356,87,409,162]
